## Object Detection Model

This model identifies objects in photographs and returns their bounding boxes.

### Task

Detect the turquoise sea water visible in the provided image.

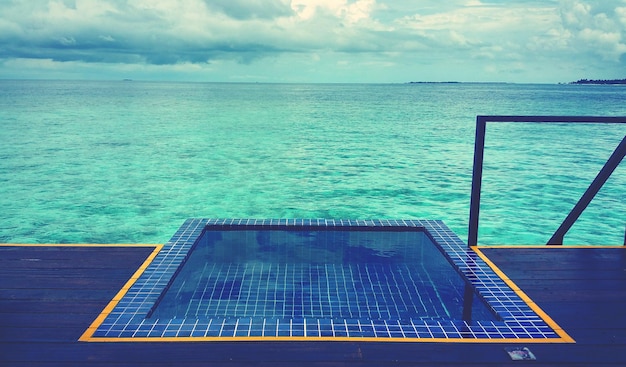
[1,80,625,245]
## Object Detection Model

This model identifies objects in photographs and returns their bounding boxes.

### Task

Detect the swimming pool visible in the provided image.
[82,219,572,342]
[150,227,495,324]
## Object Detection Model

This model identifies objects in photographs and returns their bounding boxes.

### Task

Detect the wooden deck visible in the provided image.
[1,244,625,366]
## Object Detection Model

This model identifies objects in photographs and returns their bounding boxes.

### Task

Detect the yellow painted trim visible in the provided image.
[80,244,576,343]
[477,245,625,249]
[79,244,163,341]
[85,336,571,343]
[470,246,575,343]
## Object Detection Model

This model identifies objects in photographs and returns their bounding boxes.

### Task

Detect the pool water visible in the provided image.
[150,229,496,322]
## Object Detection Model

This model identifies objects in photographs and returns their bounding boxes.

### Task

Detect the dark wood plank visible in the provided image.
[0,299,111,313]
[0,246,155,365]
[0,273,145,289]
[0,288,133,301]
[2,245,626,366]
[0,246,157,269]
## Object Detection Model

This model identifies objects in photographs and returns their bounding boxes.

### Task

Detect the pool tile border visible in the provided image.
[80,219,574,343]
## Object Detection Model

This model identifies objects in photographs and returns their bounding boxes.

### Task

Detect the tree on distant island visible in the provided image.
[571,78,626,85]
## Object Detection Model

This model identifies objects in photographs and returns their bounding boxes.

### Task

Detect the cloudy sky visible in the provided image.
[0,0,625,83]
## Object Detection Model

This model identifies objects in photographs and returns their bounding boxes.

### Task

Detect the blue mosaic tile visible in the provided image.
[88,218,566,341]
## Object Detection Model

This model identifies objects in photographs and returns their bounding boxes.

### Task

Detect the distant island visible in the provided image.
[408,81,460,84]
[570,78,626,85]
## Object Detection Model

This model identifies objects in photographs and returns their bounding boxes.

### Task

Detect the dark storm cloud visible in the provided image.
[0,0,300,66]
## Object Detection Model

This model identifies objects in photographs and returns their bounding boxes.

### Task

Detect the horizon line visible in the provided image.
[0,78,587,85]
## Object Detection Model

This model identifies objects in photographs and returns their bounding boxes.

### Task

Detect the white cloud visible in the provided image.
[558,0,626,61]
[98,35,115,42]
[618,6,626,27]
[290,0,375,23]
[578,28,626,60]
[395,2,560,65]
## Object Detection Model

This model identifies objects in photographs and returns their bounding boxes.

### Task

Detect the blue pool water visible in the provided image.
[150,228,496,322]
[1,80,625,245]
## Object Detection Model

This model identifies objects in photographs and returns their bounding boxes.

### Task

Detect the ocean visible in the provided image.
[0,80,625,245]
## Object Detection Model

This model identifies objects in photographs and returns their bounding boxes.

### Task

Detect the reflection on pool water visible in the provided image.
[150,229,496,323]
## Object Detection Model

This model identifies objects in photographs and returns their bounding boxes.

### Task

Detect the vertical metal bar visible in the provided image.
[547,136,626,245]
[468,116,487,247]
[462,283,474,321]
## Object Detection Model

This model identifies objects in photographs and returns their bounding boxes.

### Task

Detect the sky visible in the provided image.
[0,0,625,83]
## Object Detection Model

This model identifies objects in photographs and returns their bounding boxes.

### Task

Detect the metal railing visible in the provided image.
[467,116,626,247]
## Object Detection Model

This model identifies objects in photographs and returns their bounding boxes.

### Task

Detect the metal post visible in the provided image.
[468,116,487,247]
[462,283,474,321]
[547,136,626,245]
